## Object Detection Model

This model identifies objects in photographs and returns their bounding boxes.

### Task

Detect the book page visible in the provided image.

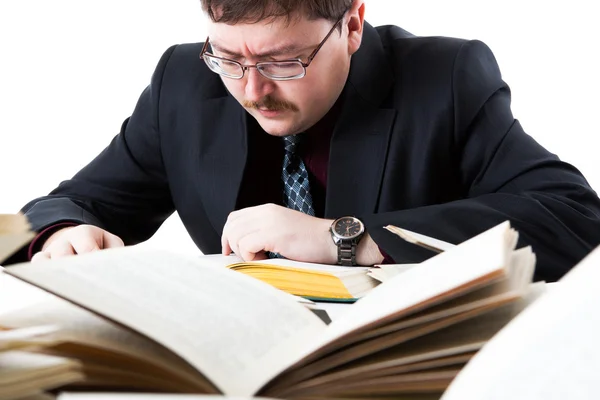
[367,264,419,283]
[0,350,83,399]
[317,222,514,347]
[0,326,60,351]
[264,284,543,396]
[442,246,600,400]
[0,274,53,315]
[188,254,243,269]
[387,226,456,252]
[4,247,327,396]
[0,296,214,391]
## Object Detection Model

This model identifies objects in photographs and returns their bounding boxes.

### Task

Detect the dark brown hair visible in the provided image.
[200,0,353,24]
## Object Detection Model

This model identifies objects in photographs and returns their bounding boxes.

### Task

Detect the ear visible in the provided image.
[346,0,365,56]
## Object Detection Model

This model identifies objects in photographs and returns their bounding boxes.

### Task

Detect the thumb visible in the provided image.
[101,231,125,249]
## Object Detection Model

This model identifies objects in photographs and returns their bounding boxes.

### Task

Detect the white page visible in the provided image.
[398,228,456,252]
[442,246,600,400]
[0,296,208,387]
[367,264,419,283]
[5,247,327,396]
[0,273,53,314]
[0,350,79,377]
[0,325,60,351]
[191,254,243,269]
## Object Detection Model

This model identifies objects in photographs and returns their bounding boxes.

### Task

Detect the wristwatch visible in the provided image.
[330,216,365,266]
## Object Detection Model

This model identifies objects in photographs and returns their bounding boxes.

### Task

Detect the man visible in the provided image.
[6,0,600,281]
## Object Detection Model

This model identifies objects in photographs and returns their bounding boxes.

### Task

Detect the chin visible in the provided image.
[256,118,301,137]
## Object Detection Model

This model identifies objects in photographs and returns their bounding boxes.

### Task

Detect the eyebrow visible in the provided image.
[209,41,308,59]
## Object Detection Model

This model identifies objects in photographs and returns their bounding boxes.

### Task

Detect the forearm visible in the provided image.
[362,192,600,282]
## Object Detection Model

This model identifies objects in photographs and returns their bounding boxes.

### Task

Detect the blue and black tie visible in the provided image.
[281,134,315,216]
[268,134,315,259]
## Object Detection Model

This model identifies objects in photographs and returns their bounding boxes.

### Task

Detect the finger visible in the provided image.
[221,223,233,255]
[221,220,231,255]
[70,234,101,254]
[237,233,270,261]
[47,241,76,258]
[31,251,51,263]
[222,215,259,256]
[228,225,263,259]
[102,232,124,248]
[222,211,240,255]
[221,233,232,256]
[226,233,241,259]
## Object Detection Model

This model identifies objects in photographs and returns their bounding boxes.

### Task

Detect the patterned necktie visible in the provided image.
[268,134,315,259]
[282,134,315,216]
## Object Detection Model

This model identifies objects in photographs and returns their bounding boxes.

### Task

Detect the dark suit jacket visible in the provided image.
[12,23,600,281]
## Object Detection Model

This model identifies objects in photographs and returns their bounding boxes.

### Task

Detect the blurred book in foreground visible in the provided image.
[0,213,35,265]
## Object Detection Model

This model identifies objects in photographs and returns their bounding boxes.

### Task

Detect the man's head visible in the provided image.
[199,0,365,136]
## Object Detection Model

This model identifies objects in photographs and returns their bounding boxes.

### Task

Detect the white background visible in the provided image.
[1,0,598,255]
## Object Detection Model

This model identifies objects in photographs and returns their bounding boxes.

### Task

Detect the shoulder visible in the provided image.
[374,24,497,75]
[151,42,227,100]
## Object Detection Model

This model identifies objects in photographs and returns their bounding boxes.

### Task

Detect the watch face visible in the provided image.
[333,217,364,239]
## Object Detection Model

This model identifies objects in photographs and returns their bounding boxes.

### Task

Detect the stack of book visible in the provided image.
[1,214,598,399]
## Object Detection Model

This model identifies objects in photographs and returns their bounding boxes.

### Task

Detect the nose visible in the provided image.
[244,67,275,103]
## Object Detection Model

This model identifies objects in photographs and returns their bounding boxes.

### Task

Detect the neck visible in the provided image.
[305,95,344,138]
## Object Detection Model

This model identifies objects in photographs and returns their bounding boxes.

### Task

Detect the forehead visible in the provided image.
[207,17,329,55]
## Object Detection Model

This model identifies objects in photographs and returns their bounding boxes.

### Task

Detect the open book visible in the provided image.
[0,213,35,265]
[1,221,539,398]
[163,254,377,302]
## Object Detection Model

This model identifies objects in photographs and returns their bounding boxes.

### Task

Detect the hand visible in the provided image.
[221,204,335,263]
[221,204,385,265]
[31,224,124,262]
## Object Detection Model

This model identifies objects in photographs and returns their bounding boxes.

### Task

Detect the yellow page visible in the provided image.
[230,258,370,276]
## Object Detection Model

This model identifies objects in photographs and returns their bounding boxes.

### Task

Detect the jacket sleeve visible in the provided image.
[12,45,180,261]
[363,40,600,282]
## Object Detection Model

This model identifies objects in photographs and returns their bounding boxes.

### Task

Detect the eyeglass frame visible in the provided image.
[199,17,344,81]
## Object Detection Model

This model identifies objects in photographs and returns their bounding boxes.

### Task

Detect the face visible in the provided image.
[206,7,364,137]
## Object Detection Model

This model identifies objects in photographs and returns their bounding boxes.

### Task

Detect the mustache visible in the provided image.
[242,96,299,112]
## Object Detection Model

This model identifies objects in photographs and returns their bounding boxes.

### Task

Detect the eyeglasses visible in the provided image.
[199,18,343,81]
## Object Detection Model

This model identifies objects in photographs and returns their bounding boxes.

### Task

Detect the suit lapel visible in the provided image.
[325,22,397,218]
[325,89,396,218]
[195,96,248,234]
